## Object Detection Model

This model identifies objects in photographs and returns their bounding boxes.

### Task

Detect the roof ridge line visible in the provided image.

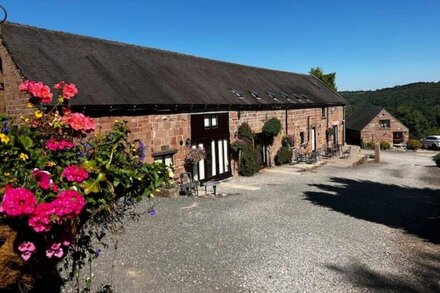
[2,21,311,78]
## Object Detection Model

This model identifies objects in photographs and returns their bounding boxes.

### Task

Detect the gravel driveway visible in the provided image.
[74,150,440,293]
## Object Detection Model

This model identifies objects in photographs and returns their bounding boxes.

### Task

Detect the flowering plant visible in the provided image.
[0,81,170,291]
[281,135,295,148]
[230,139,246,152]
[184,147,206,165]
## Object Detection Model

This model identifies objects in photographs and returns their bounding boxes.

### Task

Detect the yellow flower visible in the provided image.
[27,103,34,109]
[19,153,29,161]
[34,110,43,119]
[47,161,56,167]
[20,115,30,123]
[0,133,9,144]
[4,172,10,176]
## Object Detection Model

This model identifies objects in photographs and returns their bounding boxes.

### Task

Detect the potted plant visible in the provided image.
[0,80,170,292]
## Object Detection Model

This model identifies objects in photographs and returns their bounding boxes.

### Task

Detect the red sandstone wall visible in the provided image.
[95,114,191,176]
[360,109,409,145]
[0,42,28,115]
[229,106,344,176]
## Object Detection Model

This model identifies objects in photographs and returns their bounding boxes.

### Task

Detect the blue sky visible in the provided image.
[2,0,440,91]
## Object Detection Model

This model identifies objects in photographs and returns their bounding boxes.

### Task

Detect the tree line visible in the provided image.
[309,67,440,139]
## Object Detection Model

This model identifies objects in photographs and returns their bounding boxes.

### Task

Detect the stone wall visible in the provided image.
[360,109,409,145]
[0,42,28,115]
[95,114,191,176]
[229,106,344,176]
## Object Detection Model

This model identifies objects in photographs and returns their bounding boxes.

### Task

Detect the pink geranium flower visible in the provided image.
[54,81,78,99]
[19,80,35,92]
[62,83,78,99]
[64,113,96,132]
[18,241,36,261]
[30,82,53,104]
[32,169,52,190]
[0,188,37,217]
[61,165,89,183]
[28,202,56,233]
[45,138,75,151]
[46,242,64,259]
[53,190,86,218]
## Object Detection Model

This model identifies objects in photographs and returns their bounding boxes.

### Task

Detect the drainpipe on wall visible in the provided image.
[285,109,288,135]
[343,106,346,145]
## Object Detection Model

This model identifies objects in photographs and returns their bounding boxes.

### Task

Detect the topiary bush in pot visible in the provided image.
[262,118,282,138]
[275,146,293,165]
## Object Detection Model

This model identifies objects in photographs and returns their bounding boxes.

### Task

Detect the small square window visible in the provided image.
[154,154,174,166]
[379,119,390,128]
[211,116,217,127]
[300,132,305,144]
[204,117,211,128]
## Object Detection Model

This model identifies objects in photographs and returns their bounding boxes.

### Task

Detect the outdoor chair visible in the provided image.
[341,146,351,159]
[306,150,319,164]
[179,172,199,196]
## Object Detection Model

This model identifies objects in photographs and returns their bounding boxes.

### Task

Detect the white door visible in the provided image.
[311,128,316,151]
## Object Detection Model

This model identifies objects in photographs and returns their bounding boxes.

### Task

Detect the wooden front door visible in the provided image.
[393,132,403,144]
[191,113,231,183]
[254,133,267,167]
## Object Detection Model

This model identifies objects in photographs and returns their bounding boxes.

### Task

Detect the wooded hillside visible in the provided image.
[340,82,440,138]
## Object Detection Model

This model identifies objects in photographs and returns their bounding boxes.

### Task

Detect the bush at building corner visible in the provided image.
[433,153,440,167]
[237,123,260,176]
[275,146,293,165]
[362,141,376,150]
[406,139,422,150]
[380,141,391,150]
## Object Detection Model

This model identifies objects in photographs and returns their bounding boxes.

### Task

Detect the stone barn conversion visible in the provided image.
[346,106,409,147]
[0,22,346,182]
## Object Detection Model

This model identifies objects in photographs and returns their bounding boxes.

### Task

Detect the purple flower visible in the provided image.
[95,248,101,257]
[148,208,156,217]
[137,140,146,160]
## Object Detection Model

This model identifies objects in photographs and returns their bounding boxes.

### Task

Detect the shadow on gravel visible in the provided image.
[325,251,440,293]
[303,178,440,244]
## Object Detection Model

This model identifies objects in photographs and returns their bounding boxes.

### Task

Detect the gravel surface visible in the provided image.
[66,150,440,293]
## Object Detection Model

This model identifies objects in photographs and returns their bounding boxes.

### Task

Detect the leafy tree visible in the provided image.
[310,67,337,91]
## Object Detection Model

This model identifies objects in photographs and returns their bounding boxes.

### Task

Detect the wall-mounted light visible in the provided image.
[185,138,191,146]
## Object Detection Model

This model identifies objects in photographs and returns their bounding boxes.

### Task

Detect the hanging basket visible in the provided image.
[0,225,33,291]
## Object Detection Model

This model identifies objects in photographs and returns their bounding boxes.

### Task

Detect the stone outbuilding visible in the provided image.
[346,106,409,147]
[0,22,346,183]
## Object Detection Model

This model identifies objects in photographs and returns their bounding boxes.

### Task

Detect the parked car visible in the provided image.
[421,135,440,149]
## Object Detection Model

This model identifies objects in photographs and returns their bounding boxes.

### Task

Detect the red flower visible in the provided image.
[30,82,53,104]
[54,81,65,90]
[19,80,35,92]
[28,202,56,233]
[61,165,89,183]
[62,83,78,99]
[52,190,86,218]
[64,113,96,132]
[0,188,37,217]
[32,169,51,190]
[45,139,75,151]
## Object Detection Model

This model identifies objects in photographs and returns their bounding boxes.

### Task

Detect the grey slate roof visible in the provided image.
[0,22,345,109]
[346,105,383,131]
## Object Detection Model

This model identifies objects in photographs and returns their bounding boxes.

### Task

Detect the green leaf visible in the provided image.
[81,179,101,195]
[81,160,97,172]
[19,135,33,150]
